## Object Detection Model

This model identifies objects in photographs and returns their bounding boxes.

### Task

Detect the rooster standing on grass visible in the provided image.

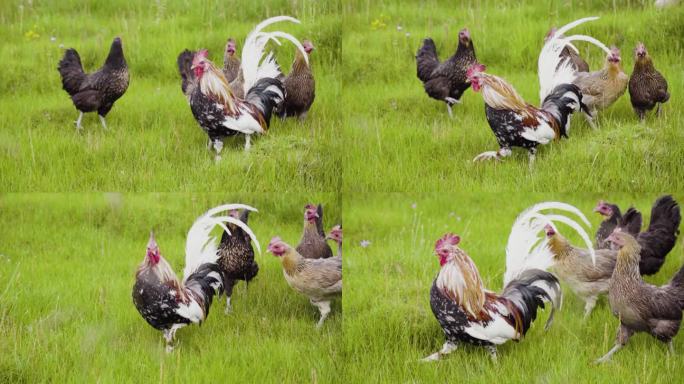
[468,17,611,164]
[177,16,308,158]
[423,214,561,361]
[132,204,259,352]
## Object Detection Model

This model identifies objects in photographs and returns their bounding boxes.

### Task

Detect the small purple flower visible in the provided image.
[360,240,372,248]
[411,203,417,209]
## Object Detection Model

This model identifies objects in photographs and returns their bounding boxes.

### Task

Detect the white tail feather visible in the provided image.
[538,16,610,101]
[504,202,595,286]
[241,16,307,94]
[183,204,260,281]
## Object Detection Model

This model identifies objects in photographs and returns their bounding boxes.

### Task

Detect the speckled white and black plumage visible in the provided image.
[57,37,129,129]
[483,84,584,158]
[429,269,559,349]
[217,210,259,311]
[132,263,222,330]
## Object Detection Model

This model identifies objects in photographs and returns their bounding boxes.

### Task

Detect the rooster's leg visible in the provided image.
[421,341,457,362]
[445,97,460,118]
[75,112,84,130]
[656,104,662,118]
[583,296,597,319]
[98,115,108,130]
[213,139,224,161]
[583,111,597,129]
[312,300,331,329]
[163,329,175,353]
[485,345,498,362]
[527,148,537,168]
[244,135,252,151]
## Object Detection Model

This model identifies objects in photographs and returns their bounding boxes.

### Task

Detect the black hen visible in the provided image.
[57,37,129,130]
[416,28,477,117]
[216,210,259,314]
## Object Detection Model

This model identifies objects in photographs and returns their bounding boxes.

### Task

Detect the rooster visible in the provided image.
[216,209,261,314]
[268,237,342,328]
[178,16,308,157]
[573,47,629,128]
[424,226,561,361]
[416,28,477,117]
[278,40,316,119]
[594,196,680,275]
[296,204,333,259]
[57,37,129,130]
[596,229,684,363]
[132,203,257,352]
[629,42,670,120]
[326,225,342,258]
[469,17,608,164]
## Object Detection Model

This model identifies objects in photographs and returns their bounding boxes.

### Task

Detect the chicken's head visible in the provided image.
[606,228,628,248]
[593,200,614,217]
[191,49,210,78]
[226,38,237,56]
[146,231,161,265]
[607,47,621,64]
[544,224,557,238]
[303,40,315,55]
[634,42,648,60]
[267,236,288,257]
[304,204,319,223]
[326,225,343,244]
[458,28,471,46]
[466,63,486,91]
[434,233,461,266]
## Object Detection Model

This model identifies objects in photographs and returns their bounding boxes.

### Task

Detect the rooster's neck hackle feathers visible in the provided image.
[480,74,533,118]
[436,247,487,320]
[199,63,237,114]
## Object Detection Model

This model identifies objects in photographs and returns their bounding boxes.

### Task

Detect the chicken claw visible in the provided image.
[473,151,501,162]
[421,341,457,362]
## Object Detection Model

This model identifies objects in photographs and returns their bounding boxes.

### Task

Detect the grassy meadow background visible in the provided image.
[0,1,342,191]
[0,193,342,383]
[340,0,684,192]
[344,193,684,383]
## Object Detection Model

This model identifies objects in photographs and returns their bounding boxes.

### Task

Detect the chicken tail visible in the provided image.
[416,38,439,82]
[182,262,224,323]
[538,16,611,102]
[244,77,285,128]
[177,49,196,96]
[504,202,594,285]
[241,16,306,95]
[183,203,261,282]
[618,207,643,237]
[647,195,681,234]
[58,48,86,96]
[501,269,561,337]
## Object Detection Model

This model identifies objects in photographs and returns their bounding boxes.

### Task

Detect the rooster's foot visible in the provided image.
[224,297,233,315]
[313,300,331,329]
[473,151,501,162]
[421,341,457,362]
[595,344,622,364]
[486,345,498,362]
[244,135,252,151]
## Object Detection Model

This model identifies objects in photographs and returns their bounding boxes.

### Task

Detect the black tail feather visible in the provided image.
[177,49,196,96]
[502,269,560,336]
[637,195,681,275]
[184,263,223,320]
[58,49,86,96]
[245,77,284,127]
[648,195,681,233]
[416,38,439,82]
[619,207,643,237]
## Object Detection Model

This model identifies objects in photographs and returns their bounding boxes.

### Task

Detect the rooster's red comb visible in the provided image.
[466,63,486,78]
[435,233,460,250]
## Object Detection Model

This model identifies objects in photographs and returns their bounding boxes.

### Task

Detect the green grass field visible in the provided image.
[0,1,342,191]
[341,0,684,192]
[344,193,684,383]
[0,193,342,383]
